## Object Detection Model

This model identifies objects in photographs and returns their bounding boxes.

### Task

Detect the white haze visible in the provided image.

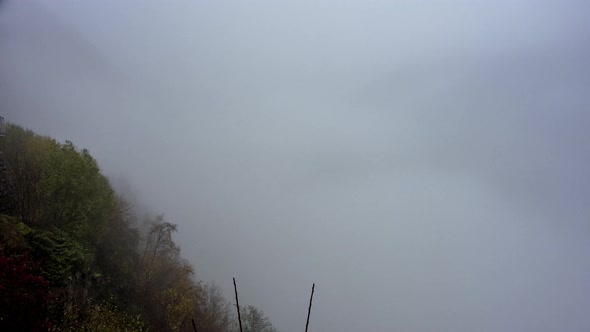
[2,0,590,331]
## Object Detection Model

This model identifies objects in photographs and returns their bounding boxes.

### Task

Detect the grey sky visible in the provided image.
[2,0,590,331]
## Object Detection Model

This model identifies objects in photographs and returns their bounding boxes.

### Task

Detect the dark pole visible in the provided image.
[233,277,243,332]
[305,283,315,332]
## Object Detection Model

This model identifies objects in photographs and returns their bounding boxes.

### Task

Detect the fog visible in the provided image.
[2,0,590,331]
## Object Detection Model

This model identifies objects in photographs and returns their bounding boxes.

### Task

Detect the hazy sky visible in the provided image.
[2,1,590,331]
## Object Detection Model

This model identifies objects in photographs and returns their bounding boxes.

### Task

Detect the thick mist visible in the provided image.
[2,1,590,331]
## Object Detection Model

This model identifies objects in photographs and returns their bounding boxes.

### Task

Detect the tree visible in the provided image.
[193,283,234,332]
[39,140,115,244]
[0,124,52,224]
[0,124,115,243]
[242,305,279,332]
[92,196,141,311]
[138,216,204,331]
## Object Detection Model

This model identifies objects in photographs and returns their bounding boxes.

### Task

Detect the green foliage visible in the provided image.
[0,123,280,332]
[1,124,114,240]
[0,124,53,224]
[91,197,142,311]
[0,214,29,250]
[39,140,115,244]
[27,227,91,285]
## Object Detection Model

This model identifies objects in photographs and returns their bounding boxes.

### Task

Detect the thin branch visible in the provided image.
[305,283,315,332]
[191,318,198,332]
[233,277,243,332]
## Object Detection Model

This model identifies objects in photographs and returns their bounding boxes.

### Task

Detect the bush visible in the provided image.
[0,250,53,331]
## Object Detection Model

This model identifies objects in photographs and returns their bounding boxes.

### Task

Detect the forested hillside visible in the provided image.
[0,123,277,331]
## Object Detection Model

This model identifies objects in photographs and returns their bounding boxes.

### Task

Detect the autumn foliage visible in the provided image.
[0,250,52,331]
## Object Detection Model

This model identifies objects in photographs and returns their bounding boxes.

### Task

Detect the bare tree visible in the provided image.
[193,283,234,332]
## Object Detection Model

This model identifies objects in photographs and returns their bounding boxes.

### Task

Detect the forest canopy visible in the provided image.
[0,123,278,331]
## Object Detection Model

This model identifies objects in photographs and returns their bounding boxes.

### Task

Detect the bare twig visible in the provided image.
[305,283,315,332]
[233,277,243,332]
[191,318,198,332]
